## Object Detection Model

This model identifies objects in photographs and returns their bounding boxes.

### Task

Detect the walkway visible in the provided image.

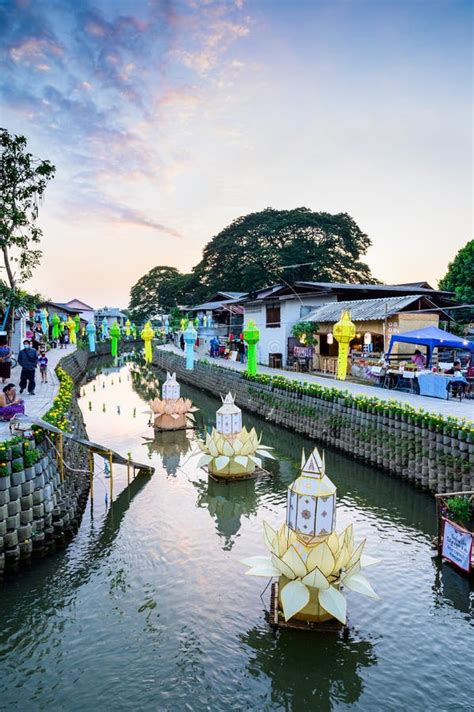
[157,344,474,420]
[0,345,76,440]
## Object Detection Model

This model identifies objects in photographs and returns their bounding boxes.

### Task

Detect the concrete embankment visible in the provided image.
[154,348,474,495]
[0,341,141,579]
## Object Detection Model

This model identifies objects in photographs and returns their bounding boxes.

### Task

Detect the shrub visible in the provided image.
[0,463,8,477]
[446,496,471,525]
[12,459,24,473]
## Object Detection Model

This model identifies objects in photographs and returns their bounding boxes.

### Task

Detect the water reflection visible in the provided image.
[432,560,474,618]
[143,430,192,477]
[193,477,258,549]
[241,620,377,711]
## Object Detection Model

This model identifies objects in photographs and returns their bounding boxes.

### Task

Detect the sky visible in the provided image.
[0,0,472,308]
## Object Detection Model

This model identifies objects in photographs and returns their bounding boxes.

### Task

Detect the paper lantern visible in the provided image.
[364,332,372,345]
[216,393,242,435]
[162,371,180,401]
[326,333,334,345]
[110,321,121,357]
[141,321,155,363]
[287,450,336,538]
[184,321,197,370]
[66,316,76,344]
[333,310,356,381]
[243,321,260,376]
[51,313,60,339]
[86,320,96,352]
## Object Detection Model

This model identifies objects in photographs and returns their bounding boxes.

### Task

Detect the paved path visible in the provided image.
[158,344,473,420]
[0,346,76,440]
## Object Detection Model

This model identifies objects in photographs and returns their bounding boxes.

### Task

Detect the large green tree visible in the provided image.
[0,128,55,291]
[128,266,194,321]
[438,240,474,304]
[192,207,377,295]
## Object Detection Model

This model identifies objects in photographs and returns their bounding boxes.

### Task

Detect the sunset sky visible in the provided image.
[0,0,471,308]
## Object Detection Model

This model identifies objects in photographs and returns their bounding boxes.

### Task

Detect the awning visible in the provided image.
[387,326,474,365]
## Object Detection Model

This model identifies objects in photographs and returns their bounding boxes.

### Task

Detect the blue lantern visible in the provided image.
[184,321,197,370]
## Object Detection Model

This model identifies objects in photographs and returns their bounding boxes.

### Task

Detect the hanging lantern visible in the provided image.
[326,332,333,345]
[216,393,242,435]
[364,332,372,345]
[162,372,180,401]
[287,449,336,538]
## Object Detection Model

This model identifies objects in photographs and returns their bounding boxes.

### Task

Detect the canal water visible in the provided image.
[0,359,473,711]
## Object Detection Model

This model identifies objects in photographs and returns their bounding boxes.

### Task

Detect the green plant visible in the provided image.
[11,444,23,459]
[446,496,471,525]
[12,459,24,473]
[24,448,40,467]
[291,321,319,346]
[0,463,9,477]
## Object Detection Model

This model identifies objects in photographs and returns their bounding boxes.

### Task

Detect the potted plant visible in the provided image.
[446,496,473,531]
[24,448,39,481]
[11,459,26,487]
[0,463,11,490]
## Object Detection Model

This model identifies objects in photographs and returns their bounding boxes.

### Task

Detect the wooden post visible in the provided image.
[88,449,94,501]
[58,433,65,482]
[127,456,131,486]
[108,451,113,502]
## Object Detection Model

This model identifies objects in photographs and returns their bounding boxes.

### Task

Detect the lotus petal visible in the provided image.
[255,444,273,450]
[256,448,275,460]
[343,572,379,599]
[306,541,335,578]
[232,439,243,454]
[280,580,310,621]
[241,556,273,567]
[196,441,206,452]
[346,540,366,570]
[334,543,350,571]
[248,455,262,469]
[222,439,235,457]
[245,564,281,577]
[196,454,213,468]
[344,524,354,553]
[282,545,307,579]
[318,586,347,624]
[326,532,340,556]
[277,525,289,558]
[187,413,196,421]
[263,521,276,551]
[170,412,180,419]
[234,455,249,468]
[360,554,381,568]
[240,438,254,456]
[343,558,361,579]
[271,553,295,580]
[302,566,330,590]
[208,439,219,457]
[214,455,230,471]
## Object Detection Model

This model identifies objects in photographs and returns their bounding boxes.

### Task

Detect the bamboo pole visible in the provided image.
[58,433,65,482]
[108,451,113,502]
[88,449,94,501]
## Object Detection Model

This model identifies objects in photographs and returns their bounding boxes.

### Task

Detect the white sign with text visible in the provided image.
[442,519,472,573]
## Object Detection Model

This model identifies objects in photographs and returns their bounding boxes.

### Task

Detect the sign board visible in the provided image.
[442,519,472,572]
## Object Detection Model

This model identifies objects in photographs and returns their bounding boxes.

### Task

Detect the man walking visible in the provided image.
[18,339,38,395]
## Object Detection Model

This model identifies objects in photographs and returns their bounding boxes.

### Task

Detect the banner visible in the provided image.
[442,519,472,573]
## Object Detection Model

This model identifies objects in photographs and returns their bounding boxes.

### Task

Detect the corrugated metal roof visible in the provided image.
[302,295,422,323]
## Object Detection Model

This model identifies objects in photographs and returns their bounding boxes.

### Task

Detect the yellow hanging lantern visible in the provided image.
[333,310,355,380]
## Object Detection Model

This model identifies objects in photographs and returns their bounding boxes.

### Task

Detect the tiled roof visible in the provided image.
[302,295,423,323]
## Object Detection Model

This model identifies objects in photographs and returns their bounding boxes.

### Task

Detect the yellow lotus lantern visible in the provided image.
[194,393,274,478]
[242,448,380,625]
[333,309,356,381]
[149,372,198,431]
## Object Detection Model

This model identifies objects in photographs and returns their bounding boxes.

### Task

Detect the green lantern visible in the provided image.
[74,313,81,334]
[110,321,121,357]
[52,313,60,339]
[243,320,260,376]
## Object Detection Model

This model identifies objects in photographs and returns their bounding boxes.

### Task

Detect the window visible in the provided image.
[266,304,281,328]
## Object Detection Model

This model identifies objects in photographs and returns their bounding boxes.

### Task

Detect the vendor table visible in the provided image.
[416,373,466,400]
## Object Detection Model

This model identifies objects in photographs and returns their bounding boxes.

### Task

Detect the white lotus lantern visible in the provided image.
[149,373,198,431]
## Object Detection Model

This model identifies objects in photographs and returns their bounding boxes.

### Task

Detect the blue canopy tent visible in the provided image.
[387,326,474,366]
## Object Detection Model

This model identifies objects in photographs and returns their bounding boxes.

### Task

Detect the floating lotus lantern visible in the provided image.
[195,393,274,478]
[242,448,379,625]
[149,371,198,431]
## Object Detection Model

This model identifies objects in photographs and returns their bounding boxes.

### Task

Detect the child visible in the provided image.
[39,350,48,383]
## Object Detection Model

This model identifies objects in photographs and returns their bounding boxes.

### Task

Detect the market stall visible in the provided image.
[387,326,474,367]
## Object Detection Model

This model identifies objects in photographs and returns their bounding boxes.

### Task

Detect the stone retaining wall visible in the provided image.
[154,349,474,495]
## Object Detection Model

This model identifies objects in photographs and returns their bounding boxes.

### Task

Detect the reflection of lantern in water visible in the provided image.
[194,477,258,549]
[242,447,380,625]
[145,429,192,477]
[194,393,273,478]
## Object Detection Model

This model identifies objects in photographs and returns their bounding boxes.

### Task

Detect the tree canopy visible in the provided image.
[128,265,194,322]
[438,240,474,304]
[0,128,55,291]
[192,207,377,295]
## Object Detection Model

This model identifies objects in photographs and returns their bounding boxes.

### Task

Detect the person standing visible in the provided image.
[18,340,38,395]
[38,348,48,384]
[0,334,12,384]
